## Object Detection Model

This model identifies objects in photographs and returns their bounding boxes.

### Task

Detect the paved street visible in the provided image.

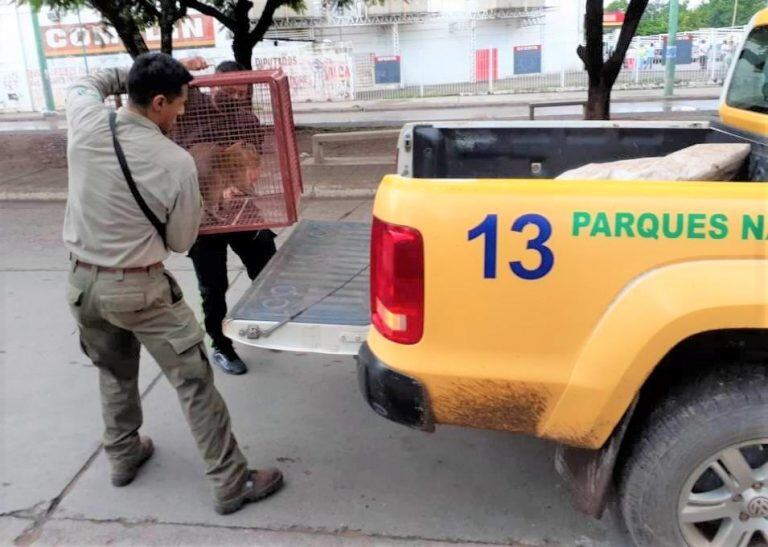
[0,86,719,130]
[0,199,630,546]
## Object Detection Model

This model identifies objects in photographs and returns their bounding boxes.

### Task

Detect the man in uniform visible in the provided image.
[63,52,283,515]
[174,60,277,376]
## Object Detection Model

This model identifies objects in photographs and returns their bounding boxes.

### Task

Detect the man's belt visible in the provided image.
[73,259,163,274]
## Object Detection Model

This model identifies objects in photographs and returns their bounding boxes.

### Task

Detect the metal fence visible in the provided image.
[4,62,729,114]
[352,64,729,101]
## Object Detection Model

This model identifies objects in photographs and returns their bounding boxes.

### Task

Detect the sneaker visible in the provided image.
[214,468,284,515]
[212,348,248,375]
[111,436,154,487]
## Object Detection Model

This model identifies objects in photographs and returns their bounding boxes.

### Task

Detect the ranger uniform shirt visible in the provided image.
[63,68,201,268]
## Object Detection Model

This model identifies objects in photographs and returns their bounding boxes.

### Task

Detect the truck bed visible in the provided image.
[400,120,768,181]
[227,120,767,356]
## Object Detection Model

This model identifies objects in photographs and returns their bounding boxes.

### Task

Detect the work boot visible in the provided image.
[213,468,284,515]
[110,436,154,487]
[212,348,248,375]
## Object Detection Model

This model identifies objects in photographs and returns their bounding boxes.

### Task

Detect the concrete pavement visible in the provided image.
[0,199,631,546]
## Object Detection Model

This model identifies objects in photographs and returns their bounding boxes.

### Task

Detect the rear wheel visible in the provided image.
[619,366,768,546]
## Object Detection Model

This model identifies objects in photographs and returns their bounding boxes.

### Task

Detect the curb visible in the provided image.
[0,191,68,202]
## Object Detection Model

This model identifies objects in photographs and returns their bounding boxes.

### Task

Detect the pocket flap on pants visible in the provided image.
[99,293,146,313]
[168,326,205,355]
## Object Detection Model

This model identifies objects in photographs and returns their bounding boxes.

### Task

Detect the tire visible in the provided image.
[619,365,768,547]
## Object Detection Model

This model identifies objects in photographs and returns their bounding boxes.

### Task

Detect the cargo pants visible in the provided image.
[66,260,248,498]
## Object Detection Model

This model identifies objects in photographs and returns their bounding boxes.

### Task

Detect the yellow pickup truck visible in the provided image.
[227,11,768,547]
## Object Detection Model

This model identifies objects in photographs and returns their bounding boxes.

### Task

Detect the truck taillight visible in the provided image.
[371,217,424,344]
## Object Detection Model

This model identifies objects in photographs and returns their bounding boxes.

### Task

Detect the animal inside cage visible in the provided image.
[171,69,302,234]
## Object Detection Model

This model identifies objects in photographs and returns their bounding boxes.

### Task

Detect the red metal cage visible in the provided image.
[171,69,302,235]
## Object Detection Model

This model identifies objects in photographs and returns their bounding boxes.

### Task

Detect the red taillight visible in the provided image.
[370,217,424,344]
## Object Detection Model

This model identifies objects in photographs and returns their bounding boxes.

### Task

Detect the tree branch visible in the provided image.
[577,44,588,66]
[180,0,236,29]
[137,0,161,19]
[248,0,284,48]
[583,0,604,79]
[604,0,649,84]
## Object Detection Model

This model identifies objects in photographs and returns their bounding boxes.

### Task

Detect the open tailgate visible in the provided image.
[224,220,370,355]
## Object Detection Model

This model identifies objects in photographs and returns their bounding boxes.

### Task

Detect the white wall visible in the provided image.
[400,23,473,85]
[0,1,584,111]
[0,5,36,111]
[542,0,585,72]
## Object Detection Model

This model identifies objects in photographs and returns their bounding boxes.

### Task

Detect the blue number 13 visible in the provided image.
[468,213,554,280]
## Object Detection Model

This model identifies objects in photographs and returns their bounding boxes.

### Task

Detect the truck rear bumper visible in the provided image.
[356,343,434,432]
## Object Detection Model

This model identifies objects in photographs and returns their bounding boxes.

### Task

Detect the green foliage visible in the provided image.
[19,0,86,10]
[605,0,767,36]
[17,0,158,27]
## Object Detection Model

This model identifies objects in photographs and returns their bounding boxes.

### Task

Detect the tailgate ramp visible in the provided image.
[224,220,371,355]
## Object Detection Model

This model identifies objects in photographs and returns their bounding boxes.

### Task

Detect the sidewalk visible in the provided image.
[0,199,630,546]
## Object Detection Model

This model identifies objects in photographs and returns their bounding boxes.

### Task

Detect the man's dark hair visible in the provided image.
[215,60,246,73]
[128,52,193,107]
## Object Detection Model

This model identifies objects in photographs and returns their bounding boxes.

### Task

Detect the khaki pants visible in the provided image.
[66,261,248,498]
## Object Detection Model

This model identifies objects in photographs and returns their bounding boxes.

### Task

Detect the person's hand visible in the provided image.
[181,56,209,71]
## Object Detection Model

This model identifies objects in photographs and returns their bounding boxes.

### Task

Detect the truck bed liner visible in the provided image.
[224,220,371,355]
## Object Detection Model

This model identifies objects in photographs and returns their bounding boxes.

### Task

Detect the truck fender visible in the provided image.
[541,259,768,448]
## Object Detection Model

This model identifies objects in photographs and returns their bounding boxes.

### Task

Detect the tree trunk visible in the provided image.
[585,81,611,120]
[232,32,253,69]
[92,0,149,59]
[112,16,150,59]
[160,0,177,55]
[160,23,174,54]
[578,0,649,120]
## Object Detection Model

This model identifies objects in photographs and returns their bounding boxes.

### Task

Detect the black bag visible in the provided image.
[108,111,168,248]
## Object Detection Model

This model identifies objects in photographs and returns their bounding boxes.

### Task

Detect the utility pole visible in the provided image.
[732,0,739,26]
[76,7,90,74]
[664,0,679,97]
[30,8,56,113]
[14,3,36,111]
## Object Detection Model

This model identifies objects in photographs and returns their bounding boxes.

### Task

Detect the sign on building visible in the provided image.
[662,35,693,65]
[514,45,541,75]
[374,55,401,84]
[603,11,625,28]
[41,14,215,58]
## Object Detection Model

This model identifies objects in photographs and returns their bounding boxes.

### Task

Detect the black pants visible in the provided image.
[188,230,277,355]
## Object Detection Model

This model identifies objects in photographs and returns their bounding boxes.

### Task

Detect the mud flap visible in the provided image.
[224,220,371,355]
[554,398,638,518]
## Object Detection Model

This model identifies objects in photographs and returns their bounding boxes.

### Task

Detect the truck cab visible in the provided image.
[226,11,768,547]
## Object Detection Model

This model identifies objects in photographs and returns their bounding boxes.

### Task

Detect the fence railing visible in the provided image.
[351,65,729,102]
[2,64,729,114]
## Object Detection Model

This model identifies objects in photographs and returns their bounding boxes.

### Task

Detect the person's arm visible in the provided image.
[66,68,129,129]
[166,167,202,253]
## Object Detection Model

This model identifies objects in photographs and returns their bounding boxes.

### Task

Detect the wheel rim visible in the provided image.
[678,439,768,546]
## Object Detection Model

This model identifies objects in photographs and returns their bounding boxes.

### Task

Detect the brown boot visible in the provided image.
[110,436,154,487]
[213,468,284,515]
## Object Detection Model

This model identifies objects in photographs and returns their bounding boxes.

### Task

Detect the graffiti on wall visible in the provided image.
[253,43,354,102]
[0,71,23,110]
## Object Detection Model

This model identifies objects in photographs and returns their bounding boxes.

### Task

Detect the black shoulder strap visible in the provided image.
[108,111,167,248]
